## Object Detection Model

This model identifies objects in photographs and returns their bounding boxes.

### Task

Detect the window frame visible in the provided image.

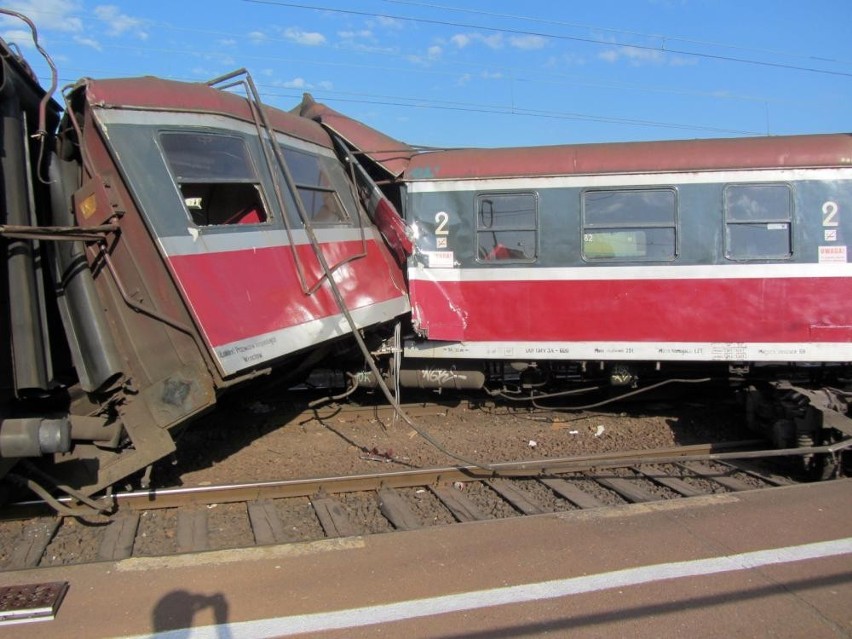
[159,131,272,228]
[280,145,355,227]
[581,187,678,263]
[723,182,794,261]
[474,191,539,264]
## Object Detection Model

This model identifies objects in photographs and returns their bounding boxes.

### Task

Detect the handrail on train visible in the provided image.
[206,68,368,296]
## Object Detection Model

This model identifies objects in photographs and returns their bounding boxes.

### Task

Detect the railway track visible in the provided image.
[0,440,822,571]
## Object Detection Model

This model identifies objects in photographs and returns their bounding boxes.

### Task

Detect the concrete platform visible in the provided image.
[0,479,850,638]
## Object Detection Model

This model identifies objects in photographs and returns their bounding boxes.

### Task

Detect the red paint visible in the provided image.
[374,198,413,263]
[410,277,852,344]
[170,240,407,347]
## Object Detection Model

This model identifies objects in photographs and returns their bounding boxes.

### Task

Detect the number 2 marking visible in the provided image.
[822,201,839,227]
[435,211,449,235]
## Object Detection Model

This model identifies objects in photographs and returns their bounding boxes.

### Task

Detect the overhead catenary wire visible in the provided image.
[243,0,852,78]
[16,5,835,139]
[383,0,852,68]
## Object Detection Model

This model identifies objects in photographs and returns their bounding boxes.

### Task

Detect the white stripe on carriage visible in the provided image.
[159,227,383,256]
[403,339,852,363]
[405,167,852,192]
[407,261,852,282]
[214,295,410,377]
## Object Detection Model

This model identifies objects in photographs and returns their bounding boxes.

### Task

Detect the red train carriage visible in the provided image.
[1,49,408,502]
[298,95,852,461]
[399,137,852,365]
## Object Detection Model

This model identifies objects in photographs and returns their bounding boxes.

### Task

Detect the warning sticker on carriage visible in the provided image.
[424,251,455,268]
[819,245,847,263]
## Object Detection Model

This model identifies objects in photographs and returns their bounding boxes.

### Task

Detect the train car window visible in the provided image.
[281,147,352,226]
[582,189,676,261]
[724,184,792,260]
[160,133,269,226]
[476,193,538,262]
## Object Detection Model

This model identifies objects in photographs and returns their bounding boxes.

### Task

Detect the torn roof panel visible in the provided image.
[294,93,415,178]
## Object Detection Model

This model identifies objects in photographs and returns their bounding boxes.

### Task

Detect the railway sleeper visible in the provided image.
[630,466,705,498]
[247,499,293,546]
[677,461,755,492]
[486,479,547,516]
[538,478,607,509]
[594,475,662,504]
[311,495,360,538]
[429,484,488,522]
[377,488,422,531]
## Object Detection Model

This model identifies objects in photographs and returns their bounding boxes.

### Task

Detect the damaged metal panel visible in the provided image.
[294,93,415,179]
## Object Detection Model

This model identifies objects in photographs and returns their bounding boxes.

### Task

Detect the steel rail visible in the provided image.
[6,437,847,518]
[111,440,765,510]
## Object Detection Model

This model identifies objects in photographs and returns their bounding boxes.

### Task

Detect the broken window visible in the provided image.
[582,189,677,261]
[476,193,538,262]
[160,133,269,226]
[725,184,792,260]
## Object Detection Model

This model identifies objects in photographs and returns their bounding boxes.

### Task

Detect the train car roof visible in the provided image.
[402,134,852,181]
[79,76,333,149]
[293,93,415,179]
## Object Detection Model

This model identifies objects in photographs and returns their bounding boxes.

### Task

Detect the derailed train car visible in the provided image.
[0,32,409,505]
[2,13,851,507]
[296,96,852,465]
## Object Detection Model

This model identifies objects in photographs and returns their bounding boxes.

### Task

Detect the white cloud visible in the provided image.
[450,32,503,50]
[0,0,83,33]
[283,27,326,46]
[94,5,148,39]
[481,70,503,80]
[73,35,102,51]
[450,34,470,48]
[218,38,237,47]
[407,44,444,66]
[547,52,587,68]
[509,34,546,50]
[283,77,307,89]
[375,16,403,29]
[597,43,691,66]
[248,31,267,44]
[338,29,372,39]
[0,28,36,48]
[477,33,503,49]
[599,49,620,64]
[276,77,332,91]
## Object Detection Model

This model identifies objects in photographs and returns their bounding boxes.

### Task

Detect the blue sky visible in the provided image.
[1,0,850,148]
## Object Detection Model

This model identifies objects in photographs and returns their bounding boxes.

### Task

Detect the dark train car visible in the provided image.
[1,34,409,504]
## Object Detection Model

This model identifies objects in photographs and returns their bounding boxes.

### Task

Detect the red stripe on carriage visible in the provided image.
[409,277,852,343]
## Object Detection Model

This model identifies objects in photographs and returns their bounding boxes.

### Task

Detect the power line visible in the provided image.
[32,64,763,138]
[383,0,852,68]
[229,88,765,136]
[44,33,784,108]
[243,0,852,78]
